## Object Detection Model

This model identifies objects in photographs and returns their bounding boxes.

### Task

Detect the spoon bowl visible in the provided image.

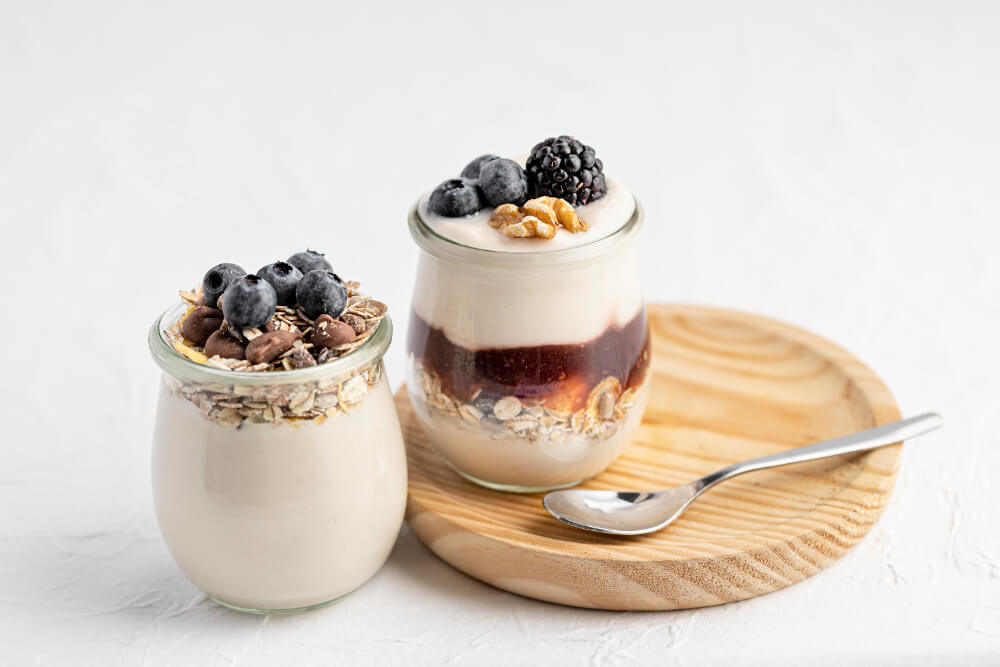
[542,484,703,535]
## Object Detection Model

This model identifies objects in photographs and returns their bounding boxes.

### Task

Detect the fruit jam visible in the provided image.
[407,309,650,414]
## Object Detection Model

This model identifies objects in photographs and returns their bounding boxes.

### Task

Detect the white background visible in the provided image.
[2,1,999,664]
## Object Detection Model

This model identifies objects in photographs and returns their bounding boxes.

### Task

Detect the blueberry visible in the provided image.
[222,275,277,330]
[428,178,483,217]
[201,263,246,309]
[478,158,528,207]
[287,249,333,275]
[296,270,348,320]
[256,261,303,306]
[460,154,500,180]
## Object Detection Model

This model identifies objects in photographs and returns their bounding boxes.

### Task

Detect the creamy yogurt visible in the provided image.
[152,375,407,611]
[419,176,636,253]
[412,175,642,350]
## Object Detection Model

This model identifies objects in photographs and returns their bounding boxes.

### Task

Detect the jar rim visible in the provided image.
[408,196,644,269]
[148,302,393,386]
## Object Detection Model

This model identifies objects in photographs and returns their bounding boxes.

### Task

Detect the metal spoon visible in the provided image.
[543,412,942,535]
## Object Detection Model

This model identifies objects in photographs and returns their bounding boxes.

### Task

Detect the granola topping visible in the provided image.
[166,283,386,374]
[160,252,389,427]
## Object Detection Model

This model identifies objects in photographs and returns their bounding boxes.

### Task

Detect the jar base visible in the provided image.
[446,460,590,494]
[210,590,354,615]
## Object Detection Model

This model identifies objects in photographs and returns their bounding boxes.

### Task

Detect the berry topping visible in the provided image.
[526,136,606,205]
[221,275,277,329]
[428,178,484,217]
[478,158,529,207]
[296,270,348,320]
[201,263,246,309]
[287,249,333,275]
[460,154,500,180]
[256,261,303,306]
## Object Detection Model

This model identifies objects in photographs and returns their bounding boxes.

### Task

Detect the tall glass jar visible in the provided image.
[148,306,406,614]
[406,201,650,492]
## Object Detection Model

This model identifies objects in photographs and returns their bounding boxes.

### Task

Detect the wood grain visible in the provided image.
[400,303,902,610]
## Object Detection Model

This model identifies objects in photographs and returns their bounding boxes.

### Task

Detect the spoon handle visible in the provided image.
[699,412,943,490]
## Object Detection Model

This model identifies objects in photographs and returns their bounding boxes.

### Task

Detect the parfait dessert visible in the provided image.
[148,249,406,613]
[407,136,650,492]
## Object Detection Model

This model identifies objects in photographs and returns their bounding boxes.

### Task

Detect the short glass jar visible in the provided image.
[148,305,406,614]
[406,201,651,492]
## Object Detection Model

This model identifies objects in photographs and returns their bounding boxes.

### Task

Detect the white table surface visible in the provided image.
[3,1,999,664]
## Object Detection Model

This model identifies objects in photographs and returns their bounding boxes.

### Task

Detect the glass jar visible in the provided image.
[148,305,406,614]
[406,201,651,492]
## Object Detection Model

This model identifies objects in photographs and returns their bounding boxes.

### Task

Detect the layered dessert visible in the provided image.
[407,136,650,491]
[149,249,406,613]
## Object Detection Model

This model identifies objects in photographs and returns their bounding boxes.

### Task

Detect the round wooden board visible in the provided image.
[399,303,902,611]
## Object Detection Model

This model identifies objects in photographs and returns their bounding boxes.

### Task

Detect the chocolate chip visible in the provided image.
[311,314,357,348]
[204,330,246,360]
[339,313,367,336]
[246,330,297,365]
[181,306,223,346]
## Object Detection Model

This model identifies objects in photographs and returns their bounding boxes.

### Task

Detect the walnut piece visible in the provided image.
[488,197,589,240]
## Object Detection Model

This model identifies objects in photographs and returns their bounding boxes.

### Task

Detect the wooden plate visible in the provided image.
[399,304,902,610]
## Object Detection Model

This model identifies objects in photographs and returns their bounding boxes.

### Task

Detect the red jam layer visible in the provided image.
[408,308,650,413]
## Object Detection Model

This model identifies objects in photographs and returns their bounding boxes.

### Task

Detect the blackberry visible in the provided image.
[525,135,607,206]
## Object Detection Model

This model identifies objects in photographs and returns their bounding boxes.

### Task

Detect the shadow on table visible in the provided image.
[9,526,269,630]
[379,523,511,605]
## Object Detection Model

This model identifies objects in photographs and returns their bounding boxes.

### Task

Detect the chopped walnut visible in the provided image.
[488,197,589,240]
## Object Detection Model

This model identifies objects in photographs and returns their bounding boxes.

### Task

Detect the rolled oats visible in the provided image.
[459,404,484,424]
[412,364,643,446]
[492,396,522,420]
[338,375,368,405]
[165,361,383,428]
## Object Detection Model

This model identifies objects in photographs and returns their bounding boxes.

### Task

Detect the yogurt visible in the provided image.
[152,372,406,611]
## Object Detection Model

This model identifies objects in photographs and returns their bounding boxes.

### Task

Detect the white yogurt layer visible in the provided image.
[411,241,643,350]
[412,172,643,350]
[419,176,635,253]
[152,381,407,611]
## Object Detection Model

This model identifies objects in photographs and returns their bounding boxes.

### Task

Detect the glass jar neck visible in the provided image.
[408,198,644,272]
